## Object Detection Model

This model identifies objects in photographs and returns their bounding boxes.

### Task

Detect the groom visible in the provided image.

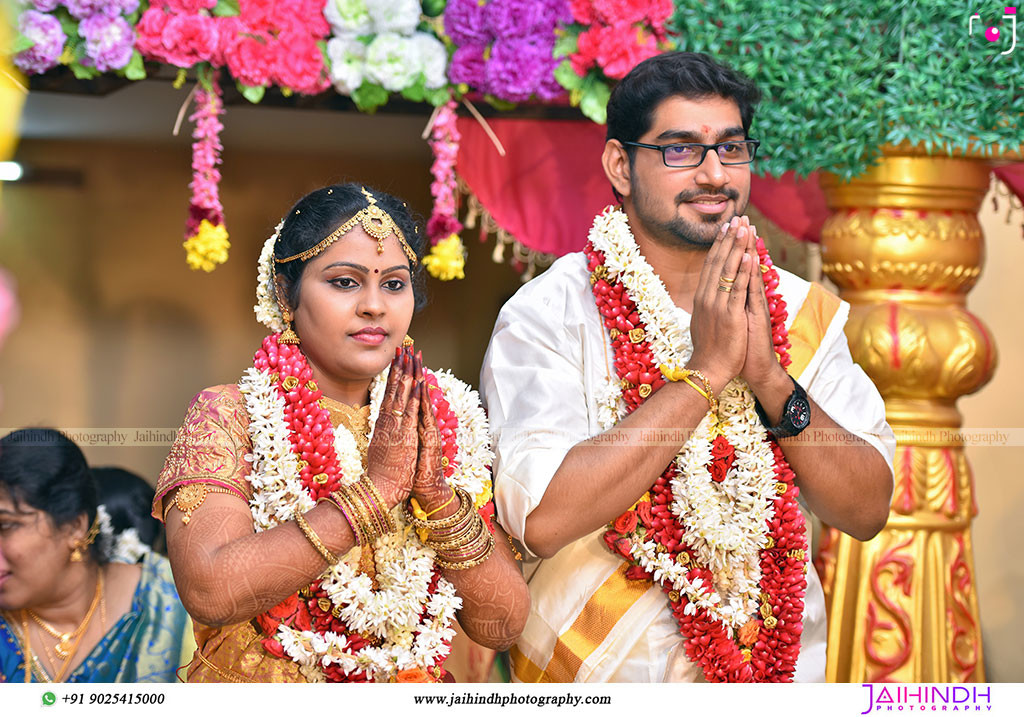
[480,52,895,683]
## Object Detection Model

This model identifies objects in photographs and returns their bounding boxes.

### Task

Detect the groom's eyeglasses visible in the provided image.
[622,139,760,168]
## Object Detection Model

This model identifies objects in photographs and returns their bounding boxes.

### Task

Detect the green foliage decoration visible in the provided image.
[672,1,1023,178]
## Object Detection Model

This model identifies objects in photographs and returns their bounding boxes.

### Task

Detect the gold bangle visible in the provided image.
[333,487,374,547]
[295,512,339,565]
[359,477,397,534]
[409,489,457,520]
[659,364,718,413]
[435,531,495,571]
[405,488,473,531]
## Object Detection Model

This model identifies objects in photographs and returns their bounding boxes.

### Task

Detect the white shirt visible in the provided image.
[481,251,895,683]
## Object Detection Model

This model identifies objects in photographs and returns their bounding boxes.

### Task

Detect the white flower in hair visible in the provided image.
[254,221,286,333]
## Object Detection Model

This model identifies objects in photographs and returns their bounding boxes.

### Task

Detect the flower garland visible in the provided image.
[444,0,570,103]
[423,99,467,281]
[587,206,807,682]
[181,71,229,273]
[237,333,495,682]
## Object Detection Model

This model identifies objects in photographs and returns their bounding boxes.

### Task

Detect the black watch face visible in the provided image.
[787,396,811,430]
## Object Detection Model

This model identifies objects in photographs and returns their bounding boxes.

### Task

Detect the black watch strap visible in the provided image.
[755,375,811,439]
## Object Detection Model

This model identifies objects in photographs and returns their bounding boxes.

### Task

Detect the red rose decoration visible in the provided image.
[613,536,633,560]
[709,435,735,484]
[636,500,653,529]
[603,529,619,554]
[477,501,496,534]
[612,510,638,535]
[261,637,286,658]
[625,565,652,581]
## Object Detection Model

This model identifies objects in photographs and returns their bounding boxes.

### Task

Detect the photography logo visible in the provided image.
[860,684,993,713]
[970,6,1018,55]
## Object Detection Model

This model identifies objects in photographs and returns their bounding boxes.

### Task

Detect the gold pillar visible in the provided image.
[818,153,996,682]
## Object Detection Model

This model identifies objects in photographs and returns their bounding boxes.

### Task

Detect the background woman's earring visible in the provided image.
[402,335,414,348]
[70,543,84,562]
[280,308,300,345]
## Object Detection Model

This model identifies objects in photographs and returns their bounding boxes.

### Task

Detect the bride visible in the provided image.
[155,183,529,683]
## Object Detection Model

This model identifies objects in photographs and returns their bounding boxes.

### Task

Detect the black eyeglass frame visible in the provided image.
[621,139,761,168]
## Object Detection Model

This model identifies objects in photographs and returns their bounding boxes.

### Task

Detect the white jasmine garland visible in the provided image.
[239,355,489,682]
[589,206,779,632]
[254,221,286,333]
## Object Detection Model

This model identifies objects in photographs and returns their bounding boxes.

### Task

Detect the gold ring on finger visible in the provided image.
[391,409,404,417]
[718,284,733,293]
[719,276,736,284]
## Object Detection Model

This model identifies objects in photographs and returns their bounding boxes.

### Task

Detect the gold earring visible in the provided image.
[279,307,300,345]
[402,335,414,348]
[70,544,84,562]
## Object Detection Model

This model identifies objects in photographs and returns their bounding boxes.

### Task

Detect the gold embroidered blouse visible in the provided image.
[154,384,372,683]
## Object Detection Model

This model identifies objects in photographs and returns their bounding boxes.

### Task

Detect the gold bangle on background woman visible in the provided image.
[659,364,719,413]
[405,488,494,571]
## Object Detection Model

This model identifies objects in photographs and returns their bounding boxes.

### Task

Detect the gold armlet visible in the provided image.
[163,483,241,525]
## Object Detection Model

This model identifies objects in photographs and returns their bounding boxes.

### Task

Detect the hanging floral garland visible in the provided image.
[237,327,495,682]
[586,206,806,682]
[181,69,229,272]
[423,99,466,280]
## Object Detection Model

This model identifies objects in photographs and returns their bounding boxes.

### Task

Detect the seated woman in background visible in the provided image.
[0,429,193,683]
[94,467,165,561]
[155,183,529,683]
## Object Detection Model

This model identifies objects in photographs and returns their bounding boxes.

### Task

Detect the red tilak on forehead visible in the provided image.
[701,125,712,134]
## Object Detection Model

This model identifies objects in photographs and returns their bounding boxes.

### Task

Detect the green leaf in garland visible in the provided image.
[54,7,78,38]
[351,82,389,113]
[424,86,451,107]
[212,0,241,17]
[484,95,517,112]
[12,33,35,55]
[238,82,265,104]
[580,79,610,125]
[69,62,100,80]
[401,76,427,103]
[553,30,579,59]
[122,49,146,81]
[553,60,585,92]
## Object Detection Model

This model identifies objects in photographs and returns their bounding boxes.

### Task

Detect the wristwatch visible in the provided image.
[755,375,811,439]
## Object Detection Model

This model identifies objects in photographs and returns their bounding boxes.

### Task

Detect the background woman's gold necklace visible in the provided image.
[20,570,104,682]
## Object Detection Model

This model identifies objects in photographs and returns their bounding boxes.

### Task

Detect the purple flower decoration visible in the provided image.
[444,0,492,46]
[534,55,566,101]
[486,38,550,103]
[448,43,487,89]
[15,10,66,75]
[485,0,567,39]
[64,0,136,20]
[79,14,135,72]
[31,0,61,11]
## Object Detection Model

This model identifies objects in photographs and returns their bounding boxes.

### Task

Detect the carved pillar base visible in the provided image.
[817,154,993,682]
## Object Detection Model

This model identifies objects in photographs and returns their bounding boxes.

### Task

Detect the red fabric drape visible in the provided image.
[456,117,1024,255]
[456,117,612,257]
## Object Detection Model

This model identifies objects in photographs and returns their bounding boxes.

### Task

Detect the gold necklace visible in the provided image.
[25,570,103,681]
